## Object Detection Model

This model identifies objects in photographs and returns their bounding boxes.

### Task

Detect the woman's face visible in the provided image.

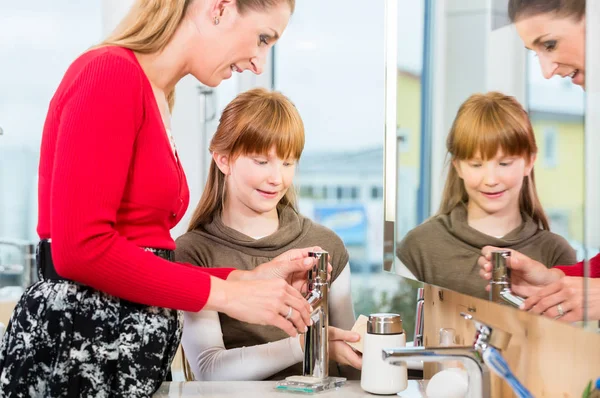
[455,150,534,219]
[515,13,586,87]
[187,1,292,87]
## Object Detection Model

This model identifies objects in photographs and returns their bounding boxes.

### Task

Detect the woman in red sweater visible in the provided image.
[479,247,599,322]
[477,1,599,322]
[0,1,319,396]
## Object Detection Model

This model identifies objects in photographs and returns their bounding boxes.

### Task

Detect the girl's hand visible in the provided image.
[299,326,362,369]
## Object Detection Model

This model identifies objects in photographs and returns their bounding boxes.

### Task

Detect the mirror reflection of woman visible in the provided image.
[176,88,362,382]
[510,0,585,87]
[397,92,576,299]
[479,0,600,323]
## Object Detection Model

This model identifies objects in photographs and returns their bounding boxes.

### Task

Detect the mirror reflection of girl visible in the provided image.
[397,92,576,299]
[176,88,361,381]
[477,0,600,322]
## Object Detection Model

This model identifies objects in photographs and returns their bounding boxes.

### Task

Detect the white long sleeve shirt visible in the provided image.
[182,264,355,381]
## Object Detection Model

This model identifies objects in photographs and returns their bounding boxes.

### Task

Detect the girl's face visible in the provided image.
[217,146,297,217]
[515,13,586,87]
[454,150,534,218]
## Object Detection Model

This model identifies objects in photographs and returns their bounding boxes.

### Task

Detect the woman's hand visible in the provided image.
[232,246,333,295]
[206,277,313,337]
[298,326,362,369]
[521,276,600,322]
[477,246,563,297]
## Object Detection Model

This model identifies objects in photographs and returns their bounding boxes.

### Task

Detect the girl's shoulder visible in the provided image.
[174,229,214,267]
[528,229,578,265]
[400,214,452,243]
[298,215,349,279]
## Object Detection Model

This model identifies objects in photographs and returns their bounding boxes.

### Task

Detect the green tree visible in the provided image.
[352,278,422,340]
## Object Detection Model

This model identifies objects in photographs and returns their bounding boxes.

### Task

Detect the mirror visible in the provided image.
[384,0,598,329]
[584,0,600,330]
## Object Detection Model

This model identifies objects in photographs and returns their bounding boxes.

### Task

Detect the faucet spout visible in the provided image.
[382,346,489,398]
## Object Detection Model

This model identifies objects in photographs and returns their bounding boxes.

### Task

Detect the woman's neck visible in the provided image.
[221,202,280,239]
[466,202,522,238]
[135,50,186,96]
[133,24,193,95]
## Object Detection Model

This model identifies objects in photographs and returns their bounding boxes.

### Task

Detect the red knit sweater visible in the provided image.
[555,253,600,278]
[37,46,233,311]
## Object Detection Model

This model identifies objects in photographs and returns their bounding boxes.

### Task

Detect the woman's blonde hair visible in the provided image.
[100,0,296,111]
[438,91,550,230]
[181,87,304,381]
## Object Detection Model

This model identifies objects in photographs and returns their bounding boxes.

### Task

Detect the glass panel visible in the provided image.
[584,0,600,330]
[0,1,102,300]
[395,0,430,253]
[275,0,420,338]
[527,52,586,260]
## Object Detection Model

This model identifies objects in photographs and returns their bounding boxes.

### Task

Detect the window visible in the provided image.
[0,1,103,296]
[527,51,585,256]
[371,186,383,199]
[397,127,411,153]
[275,0,424,339]
[299,185,314,198]
[543,127,558,168]
[335,186,360,201]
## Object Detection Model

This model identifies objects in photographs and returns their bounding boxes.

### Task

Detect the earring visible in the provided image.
[213,16,220,25]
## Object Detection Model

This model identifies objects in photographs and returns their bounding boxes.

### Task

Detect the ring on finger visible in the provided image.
[285,306,293,320]
[555,303,565,319]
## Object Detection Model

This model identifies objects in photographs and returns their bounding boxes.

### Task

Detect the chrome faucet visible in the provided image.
[302,251,329,379]
[490,250,525,308]
[413,287,425,346]
[382,312,512,398]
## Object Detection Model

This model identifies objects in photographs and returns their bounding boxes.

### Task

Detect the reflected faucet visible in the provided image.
[490,250,525,308]
[382,312,512,398]
[413,287,425,346]
[302,251,329,379]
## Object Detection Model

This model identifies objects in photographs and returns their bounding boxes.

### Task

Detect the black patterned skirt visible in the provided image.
[0,277,182,397]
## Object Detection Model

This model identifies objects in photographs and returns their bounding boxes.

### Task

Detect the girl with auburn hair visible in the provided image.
[0,1,324,396]
[176,88,361,381]
[397,92,576,299]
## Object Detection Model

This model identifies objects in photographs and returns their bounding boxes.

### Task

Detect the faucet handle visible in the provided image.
[308,251,328,281]
[460,312,512,351]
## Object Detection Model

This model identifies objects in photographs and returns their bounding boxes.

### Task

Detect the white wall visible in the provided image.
[102,0,134,36]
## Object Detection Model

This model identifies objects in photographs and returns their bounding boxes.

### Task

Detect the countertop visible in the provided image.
[153,380,428,397]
